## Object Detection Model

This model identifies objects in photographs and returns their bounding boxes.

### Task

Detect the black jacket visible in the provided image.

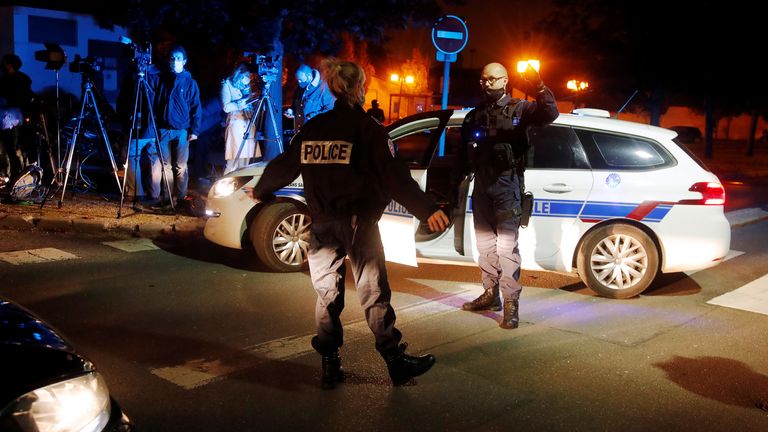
[253,101,438,223]
[148,69,202,135]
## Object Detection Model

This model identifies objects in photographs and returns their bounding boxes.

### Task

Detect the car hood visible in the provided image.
[0,299,91,409]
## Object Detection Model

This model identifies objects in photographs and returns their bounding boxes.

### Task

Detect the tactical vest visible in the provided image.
[467,96,527,178]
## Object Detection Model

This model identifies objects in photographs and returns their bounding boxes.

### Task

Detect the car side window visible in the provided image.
[575,129,675,170]
[526,125,590,169]
[392,128,436,166]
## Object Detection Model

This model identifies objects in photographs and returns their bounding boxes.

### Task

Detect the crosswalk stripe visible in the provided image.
[0,248,79,265]
[707,273,768,316]
[102,239,160,252]
[150,284,476,389]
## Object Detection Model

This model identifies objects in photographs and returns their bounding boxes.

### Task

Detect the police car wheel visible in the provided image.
[576,224,659,299]
[250,202,311,272]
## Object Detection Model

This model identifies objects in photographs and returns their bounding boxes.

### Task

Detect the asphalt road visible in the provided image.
[1,223,767,431]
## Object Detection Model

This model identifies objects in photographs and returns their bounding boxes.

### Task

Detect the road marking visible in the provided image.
[685,249,744,276]
[151,284,477,389]
[707,273,768,316]
[102,238,160,252]
[0,248,79,265]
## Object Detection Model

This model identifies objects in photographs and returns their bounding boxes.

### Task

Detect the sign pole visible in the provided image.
[432,15,468,157]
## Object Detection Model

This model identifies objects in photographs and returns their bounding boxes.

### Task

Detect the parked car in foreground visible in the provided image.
[0,297,132,432]
[204,108,730,299]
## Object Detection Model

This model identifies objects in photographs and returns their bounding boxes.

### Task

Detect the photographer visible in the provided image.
[0,54,33,185]
[221,63,259,173]
[145,45,201,213]
[288,64,335,131]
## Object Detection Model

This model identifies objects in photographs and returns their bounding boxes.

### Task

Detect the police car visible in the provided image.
[203,109,730,299]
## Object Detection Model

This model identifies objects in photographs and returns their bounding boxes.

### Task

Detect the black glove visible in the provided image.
[521,64,544,91]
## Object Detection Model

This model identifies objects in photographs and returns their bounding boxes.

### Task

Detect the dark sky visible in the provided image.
[387,0,554,70]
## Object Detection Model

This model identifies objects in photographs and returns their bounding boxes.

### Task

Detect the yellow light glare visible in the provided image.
[517,59,540,73]
[405,75,415,84]
[567,80,578,90]
[390,73,399,82]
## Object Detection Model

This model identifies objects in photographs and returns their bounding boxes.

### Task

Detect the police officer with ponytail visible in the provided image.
[457,62,558,329]
[251,58,449,389]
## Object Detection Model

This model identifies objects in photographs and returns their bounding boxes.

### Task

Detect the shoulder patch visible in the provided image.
[301,140,353,164]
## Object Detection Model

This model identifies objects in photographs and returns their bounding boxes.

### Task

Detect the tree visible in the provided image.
[533,0,765,158]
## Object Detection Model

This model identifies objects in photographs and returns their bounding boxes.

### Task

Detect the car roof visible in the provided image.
[449,108,678,141]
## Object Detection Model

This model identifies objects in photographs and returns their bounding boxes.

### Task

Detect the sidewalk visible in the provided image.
[0,192,205,238]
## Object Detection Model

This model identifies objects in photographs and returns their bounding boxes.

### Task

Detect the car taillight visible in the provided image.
[680,181,725,205]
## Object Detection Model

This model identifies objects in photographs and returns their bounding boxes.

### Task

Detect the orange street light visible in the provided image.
[567,79,589,91]
[567,79,590,109]
[389,73,417,121]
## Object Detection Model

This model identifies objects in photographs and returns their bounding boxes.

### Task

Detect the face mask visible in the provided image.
[172,60,185,74]
[484,87,505,102]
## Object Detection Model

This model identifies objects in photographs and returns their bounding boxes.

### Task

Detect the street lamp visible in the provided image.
[567,79,589,109]
[389,73,415,121]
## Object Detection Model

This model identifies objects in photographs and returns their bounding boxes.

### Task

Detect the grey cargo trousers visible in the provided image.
[308,216,402,355]
[472,172,524,300]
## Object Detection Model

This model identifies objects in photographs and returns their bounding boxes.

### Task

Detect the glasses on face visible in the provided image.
[480,76,507,86]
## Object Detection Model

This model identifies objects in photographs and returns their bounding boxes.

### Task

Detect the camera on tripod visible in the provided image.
[119,36,152,72]
[244,52,281,83]
[69,55,103,75]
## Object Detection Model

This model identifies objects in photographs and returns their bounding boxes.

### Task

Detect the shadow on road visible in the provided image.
[654,356,768,411]
[151,233,278,273]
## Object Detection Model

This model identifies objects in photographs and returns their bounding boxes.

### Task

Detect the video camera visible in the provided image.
[69,54,103,74]
[119,36,153,71]
[244,52,281,82]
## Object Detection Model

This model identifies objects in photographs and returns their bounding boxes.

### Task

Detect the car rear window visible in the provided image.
[576,129,675,170]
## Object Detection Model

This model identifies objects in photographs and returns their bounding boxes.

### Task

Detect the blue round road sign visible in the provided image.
[431,15,469,55]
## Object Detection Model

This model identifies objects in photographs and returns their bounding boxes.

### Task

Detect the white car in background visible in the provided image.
[203,108,730,299]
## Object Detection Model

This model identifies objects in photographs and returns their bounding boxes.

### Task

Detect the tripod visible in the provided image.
[233,75,283,161]
[40,75,123,208]
[117,67,174,218]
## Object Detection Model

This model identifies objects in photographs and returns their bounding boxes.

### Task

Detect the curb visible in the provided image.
[0,212,205,238]
[725,208,768,228]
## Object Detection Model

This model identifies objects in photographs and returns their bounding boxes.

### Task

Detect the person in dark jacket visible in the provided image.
[0,54,33,185]
[145,45,202,211]
[457,62,559,329]
[366,99,385,123]
[288,64,335,131]
[251,58,449,389]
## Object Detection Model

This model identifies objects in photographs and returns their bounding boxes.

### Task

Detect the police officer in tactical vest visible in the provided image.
[457,62,559,329]
[251,58,450,388]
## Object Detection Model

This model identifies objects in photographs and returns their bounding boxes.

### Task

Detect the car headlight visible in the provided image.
[212,177,249,198]
[1,372,111,432]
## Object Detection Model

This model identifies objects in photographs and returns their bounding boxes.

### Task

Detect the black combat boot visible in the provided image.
[383,343,436,386]
[499,298,519,329]
[462,287,501,311]
[320,351,344,390]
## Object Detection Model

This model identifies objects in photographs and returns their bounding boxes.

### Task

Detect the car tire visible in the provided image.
[576,224,659,299]
[250,202,311,272]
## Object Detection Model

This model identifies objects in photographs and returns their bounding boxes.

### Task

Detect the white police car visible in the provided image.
[204,109,730,299]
